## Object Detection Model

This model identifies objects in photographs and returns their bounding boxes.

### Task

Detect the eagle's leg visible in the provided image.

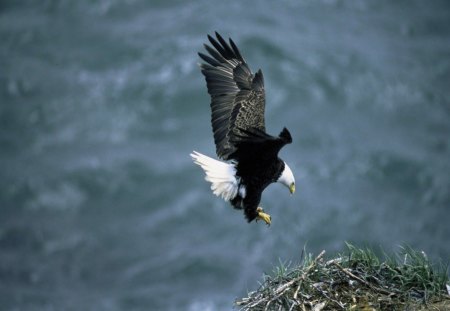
[256,207,271,226]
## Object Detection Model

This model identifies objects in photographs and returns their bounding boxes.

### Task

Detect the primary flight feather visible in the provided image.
[191,32,295,225]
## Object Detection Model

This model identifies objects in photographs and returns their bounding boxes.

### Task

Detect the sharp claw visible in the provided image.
[256,206,271,226]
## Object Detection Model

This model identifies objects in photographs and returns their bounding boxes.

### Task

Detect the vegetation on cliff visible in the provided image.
[236,243,449,310]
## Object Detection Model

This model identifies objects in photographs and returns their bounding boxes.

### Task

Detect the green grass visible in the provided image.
[235,243,449,310]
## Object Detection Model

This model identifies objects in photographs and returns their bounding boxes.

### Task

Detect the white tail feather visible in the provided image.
[190,151,238,201]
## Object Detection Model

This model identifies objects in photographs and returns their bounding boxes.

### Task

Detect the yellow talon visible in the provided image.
[256,207,271,226]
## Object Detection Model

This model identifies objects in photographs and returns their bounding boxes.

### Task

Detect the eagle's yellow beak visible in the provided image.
[289,183,295,195]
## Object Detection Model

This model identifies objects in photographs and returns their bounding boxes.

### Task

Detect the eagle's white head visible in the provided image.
[277,162,295,194]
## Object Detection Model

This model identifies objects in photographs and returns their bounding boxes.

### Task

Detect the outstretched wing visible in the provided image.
[199,32,266,160]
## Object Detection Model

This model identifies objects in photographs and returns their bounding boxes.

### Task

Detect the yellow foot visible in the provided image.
[256,207,271,226]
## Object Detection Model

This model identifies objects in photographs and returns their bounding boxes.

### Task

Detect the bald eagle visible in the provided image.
[190,32,295,225]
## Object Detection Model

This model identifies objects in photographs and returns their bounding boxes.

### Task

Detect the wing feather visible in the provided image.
[229,127,293,162]
[199,32,266,160]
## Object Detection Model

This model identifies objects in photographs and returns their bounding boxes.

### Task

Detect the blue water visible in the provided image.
[1,1,449,310]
